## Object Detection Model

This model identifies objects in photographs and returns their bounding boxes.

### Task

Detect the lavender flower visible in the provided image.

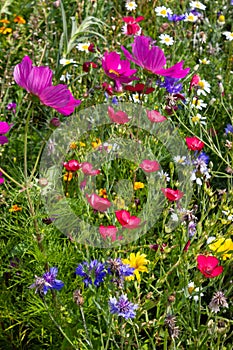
[157,77,183,93]
[167,13,186,22]
[209,291,228,313]
[7,102,17,113]
[76,260,107,287]
[109,294,138,319]
[225,124,233,134]
[191,152,211,185]
[29,267,64,295]
[107,258,135,287]
[188,220,197,237]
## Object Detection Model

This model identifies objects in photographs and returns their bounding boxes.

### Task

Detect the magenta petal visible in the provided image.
[55,92,81,116]
[27,67,53,95]
[13,56,33,90]
[155,61,190,79]
[0,136,9,145]
[39,85,71,108]
[0,121,12,134]
[0,177,4,184]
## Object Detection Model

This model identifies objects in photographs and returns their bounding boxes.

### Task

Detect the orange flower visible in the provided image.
[99,188,108,198]
[63,171,73,181]
[13,15,26,24]
[0,19,10,24]
[133,182,144,190]
[0,27,12,34]
[9,204,22,212]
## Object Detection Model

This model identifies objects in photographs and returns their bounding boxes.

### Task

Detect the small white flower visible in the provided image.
[154,6,173,17]
[158,170,170,182]
[125,1,137,11]
[191,113,207,125]
[59,58,76,66]
[129,93,147,104]
[184,12,198,22]
[186,282,204,301]
[189,1,206,10]
[60,73,72,82]
[206,236,216,245]
[222,210,233,221]
[173,155,187,165]
[223,31,233,41]
[76,42,90,52]
[191,97,207,110]
[199,58,210,65]
[159,34,174,46]
[171,213,179,222]
[196,79,211,96]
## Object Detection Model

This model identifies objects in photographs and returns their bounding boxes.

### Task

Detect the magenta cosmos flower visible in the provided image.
[102,51,139,91]
[14,56,81,115]
[121,36,190,79]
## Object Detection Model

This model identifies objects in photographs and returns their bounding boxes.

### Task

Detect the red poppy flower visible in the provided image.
[122,16,144,36]
[161,188,184,201]
[115,210,141,229]
[146,110,167,123]
[86,193,112,212]
[99,225,121,242]
[81,162,100,176]
[197,255,223,278]
[139,159,160,173]
[107,106,130,124]
[63,159,81,171]
[185,136,204,151]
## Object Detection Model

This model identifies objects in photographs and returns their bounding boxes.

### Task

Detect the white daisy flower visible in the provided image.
[187,282,204,301]
[158,170,170,182]
[196,79,211,96]
[159,34,174,46]
[191,97,207,110]
[223,31,233,41]
[206,236,216,245]
[60,73,72,82]
[59,58,76,66]
[184,12,198,22]
[189,1,206,10]
[199,58,210,65]
[76,42,90,52]
[154,6,173,17]
[173,155,187,165]
[125,1,137,11]
[191,113,207,125]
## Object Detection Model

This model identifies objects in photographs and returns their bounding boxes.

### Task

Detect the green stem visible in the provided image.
[24,102,32,181]
[28,139,47,183]
[0,167,24,188]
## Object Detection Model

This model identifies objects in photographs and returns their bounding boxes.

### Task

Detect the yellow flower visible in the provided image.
[69,142,77,149]
[0,26,12,34]
[99,188,108,198]
[13,15,26,24]
[9,204,22,212]
[113,196,125,209]
[0,19,10,24]
[63,171,73,181]
[209,237,233,260]
[122,252,149,282]
[91,138,101,149]
[134,182,144,190]
[79,141,86,147]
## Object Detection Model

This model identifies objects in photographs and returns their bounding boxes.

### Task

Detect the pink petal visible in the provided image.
[27,67,53,95]
[13,56,33,90]
[55,93,81,116]
[210,266,223,277]
[0,121,12,134]
[155,61,190,79]
[39,85,71,108]
[146,110,166,123]
[139,159,160,172]
[0,136,9,145]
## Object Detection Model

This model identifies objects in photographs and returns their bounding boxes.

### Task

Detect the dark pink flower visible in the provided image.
[107,106,130,124]
[81,162,100,176]
[183,240,191,252]
[0,121,13,134]
[122,16,144,36]
[50,117,61,127]
[102,51,139,91]
[124,83,154,94]
[189,74,200,91]
[146,110,167,122]
[121,36,190,79]
[161,188,184,201]
[14,56,81,115]
[102,82,113,96]
[0,172,4,185]
[82,61,98,72]
[139,159,160,172]
[63,159,81,171]
[99,225,121,242]
[197,255,223,278]
[115,210,141,229]
[186,136,204,151]
[86,193,112,212]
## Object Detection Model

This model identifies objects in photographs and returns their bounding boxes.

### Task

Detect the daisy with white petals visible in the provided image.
[223,32,233,41]
[76,43,90,52]
[189,1,206,10]
[191,97,207,110]
[154,6,172,17]
[197,79,211,96]
[184,13,198,22]
[125,1,137,11]
[159,34,174,46]
[191,113,207,125]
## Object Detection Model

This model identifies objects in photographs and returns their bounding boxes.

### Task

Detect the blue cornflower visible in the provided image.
[197,152,210,165]
[225,124,233,134]
[29,267,64,295]
[109,294,138,319]
[167,13,186,22]
[76,260,107,287]
[107,258,135,287]
[157,77,183,94]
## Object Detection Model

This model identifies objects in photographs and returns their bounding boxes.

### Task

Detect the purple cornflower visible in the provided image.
[197,152,210,165]
[76,260,107,287]
[167,13,186,22]
[109,294,138,319]
[107,258,134,287]
[157,77,183,93]
[191,152,211,185]
[225,124,233,134]
[0,172,4,185]
[121,36,190,79]
[0,121,13,145]
[102,51,139,92]
[188,221,197,237]
[7,102,17,113]
[29,267,64,295]
[14,56,81,115]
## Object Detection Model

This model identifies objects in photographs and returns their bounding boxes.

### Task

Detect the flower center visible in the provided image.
[109,69,120,76]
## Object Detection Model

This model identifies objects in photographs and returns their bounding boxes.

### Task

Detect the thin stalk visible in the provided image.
[79,303,94,349]
[0,167,24,188]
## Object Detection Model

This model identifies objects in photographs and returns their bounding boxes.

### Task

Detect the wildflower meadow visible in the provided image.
[1,0,233,349]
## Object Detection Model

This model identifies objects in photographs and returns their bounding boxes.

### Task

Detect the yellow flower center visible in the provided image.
[109,69,120,76]
[161,10,167,15]
[198,81,205,89]
[192,115,200,123]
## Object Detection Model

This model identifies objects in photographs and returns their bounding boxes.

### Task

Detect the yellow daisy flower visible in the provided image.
[209,237,233,260]
[133,182,144,190]
[122,252,149,282]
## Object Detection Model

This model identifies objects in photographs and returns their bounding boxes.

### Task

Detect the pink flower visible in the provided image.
[86,193,112,212]
[107,106,130,124]
[161,188,184,201]
[197,255,223,278]
[0,172,4,185]
[102,51,139,91]
[63,160,81,171]
[186,136,204,151]
[146,110,167,122]
[102,82,113,95]
[122,16,144,36]
[121,36,190,79]
[139,159,160,172]
[0,121,13,145]
[99,225,121,242]
[81,162,100,176]
[14,56,81,115]
[189,74,200,91]
[115,210,141,229]
[124,83,154,94]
